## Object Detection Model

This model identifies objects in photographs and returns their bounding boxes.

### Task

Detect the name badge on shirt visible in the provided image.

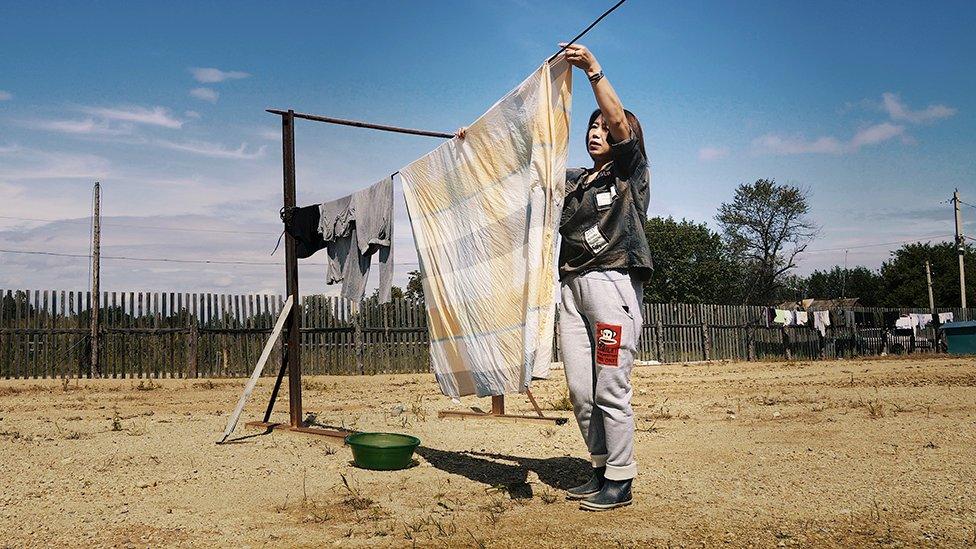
[583,224,609,255]
[595,185,617,210]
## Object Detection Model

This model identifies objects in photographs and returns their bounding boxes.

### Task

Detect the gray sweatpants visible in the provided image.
[559,269,642,481]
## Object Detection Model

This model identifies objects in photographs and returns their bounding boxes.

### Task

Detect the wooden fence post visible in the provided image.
[701,322,710,361]
[782,327,792,361]
[819,327,827,359]
[354,304,365,375]
[187,316,198,378]
[654,319,663,362]
[746,325,755,362]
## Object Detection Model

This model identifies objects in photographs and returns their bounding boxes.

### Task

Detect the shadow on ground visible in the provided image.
[416,446,589,499]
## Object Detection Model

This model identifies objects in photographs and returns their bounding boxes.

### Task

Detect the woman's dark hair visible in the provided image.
[586,108,646,160]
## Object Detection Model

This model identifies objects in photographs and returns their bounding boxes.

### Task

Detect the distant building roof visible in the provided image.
[775,298,860,311]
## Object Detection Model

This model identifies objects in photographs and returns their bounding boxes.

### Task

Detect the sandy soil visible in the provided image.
[1,356,975,548]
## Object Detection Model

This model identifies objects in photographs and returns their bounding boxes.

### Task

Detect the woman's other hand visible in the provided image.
[559,43,602,77]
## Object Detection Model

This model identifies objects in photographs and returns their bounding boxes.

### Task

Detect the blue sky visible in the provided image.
[1,0,973,295]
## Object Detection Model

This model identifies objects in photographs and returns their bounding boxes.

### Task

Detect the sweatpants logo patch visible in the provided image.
[595,323,622,366]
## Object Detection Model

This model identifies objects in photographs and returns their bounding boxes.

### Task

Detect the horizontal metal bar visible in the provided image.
[0,328,88,335]
[104,327,189,334]
[266,109,454,139]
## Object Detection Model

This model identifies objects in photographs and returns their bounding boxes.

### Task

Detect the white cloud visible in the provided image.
[155,139,266,159]
[753,122,907,156]
[81,105,183,129]
[32,117,133,136]
[697,146,729,161]
[258,128,281,141]
[0,90,12,101]
[184,110,201,119]
[189,67,250,83]
[849,122,905,149]
[0,147,111,180]
[189,87,219,103]
[881,92,956,124]
[752,133,843,155]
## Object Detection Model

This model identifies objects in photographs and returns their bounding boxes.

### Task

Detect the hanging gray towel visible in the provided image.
[318,176,394,304]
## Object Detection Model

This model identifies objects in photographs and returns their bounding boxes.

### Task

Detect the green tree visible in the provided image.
[367,285,405,304]
[878,241,975,307]
[405,270,424,305]
[642,217,740,304]
[716,178,818,304]
[805,266,883,306]
[773,273,809,304]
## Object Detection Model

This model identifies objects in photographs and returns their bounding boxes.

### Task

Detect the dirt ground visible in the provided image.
[1,356,975,548]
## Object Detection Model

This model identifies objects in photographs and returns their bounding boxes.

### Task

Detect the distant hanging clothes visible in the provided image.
[939,312,954,325]
[895,315,914,330]
[795,311,809,326]
[400,57,573,398]
[812,311,830,337]
[773,309,791,325]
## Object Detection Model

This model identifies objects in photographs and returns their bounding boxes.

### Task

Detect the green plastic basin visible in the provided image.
[345,432,420,471]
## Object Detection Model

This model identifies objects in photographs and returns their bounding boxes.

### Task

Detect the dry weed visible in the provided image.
[549,389,573,411]
[538,489,559,504]
[134,379,161,391]
[339,473,374,511]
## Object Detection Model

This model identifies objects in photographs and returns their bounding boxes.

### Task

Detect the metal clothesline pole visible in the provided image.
[265,109,454,139]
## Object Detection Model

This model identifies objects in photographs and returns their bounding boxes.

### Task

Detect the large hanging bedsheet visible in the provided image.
[399,57,572,398]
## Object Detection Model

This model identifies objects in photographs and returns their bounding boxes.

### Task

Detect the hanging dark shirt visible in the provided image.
[558,131,653,281]
[282,204,325,259]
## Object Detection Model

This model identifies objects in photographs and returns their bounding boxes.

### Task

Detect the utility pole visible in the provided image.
[926,261,942,350]
[952,189,967,313]
[842,249,849,299]
[90,182,101,378]
[925,261,936,312]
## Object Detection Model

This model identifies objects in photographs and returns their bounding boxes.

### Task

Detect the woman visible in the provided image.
[458,44,651,511]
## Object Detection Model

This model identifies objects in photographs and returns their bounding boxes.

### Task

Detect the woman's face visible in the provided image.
[587,114,612,161]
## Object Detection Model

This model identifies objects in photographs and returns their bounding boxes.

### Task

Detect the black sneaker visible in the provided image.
[565,466,605,500]
[580,478,632,511]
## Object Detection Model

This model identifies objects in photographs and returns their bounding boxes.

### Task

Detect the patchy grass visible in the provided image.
[549,388,573,411]
[339,473,374,511]
[134,379,161,391]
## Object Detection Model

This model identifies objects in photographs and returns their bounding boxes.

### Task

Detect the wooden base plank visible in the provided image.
[245,421,351,439]
[437,410,568,425]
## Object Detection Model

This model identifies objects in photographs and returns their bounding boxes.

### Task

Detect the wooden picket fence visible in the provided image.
[1,288,972,379]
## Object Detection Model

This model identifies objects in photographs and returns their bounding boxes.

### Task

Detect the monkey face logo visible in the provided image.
[595,323,622,367]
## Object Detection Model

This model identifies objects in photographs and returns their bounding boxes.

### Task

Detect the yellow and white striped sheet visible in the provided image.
[399,58,572,398]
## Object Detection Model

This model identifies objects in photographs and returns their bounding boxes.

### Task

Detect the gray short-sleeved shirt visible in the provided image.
[558,131,653,281]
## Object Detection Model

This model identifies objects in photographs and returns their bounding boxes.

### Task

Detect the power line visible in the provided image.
[0,247,420,267]
[804,234,954,253]
[0,214,278,236]
[958,199,976,210]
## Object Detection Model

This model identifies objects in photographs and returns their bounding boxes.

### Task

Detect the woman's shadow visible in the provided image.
[415,446,590,499]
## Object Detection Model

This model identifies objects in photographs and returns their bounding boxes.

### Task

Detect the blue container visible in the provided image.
[940,321,976,355]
